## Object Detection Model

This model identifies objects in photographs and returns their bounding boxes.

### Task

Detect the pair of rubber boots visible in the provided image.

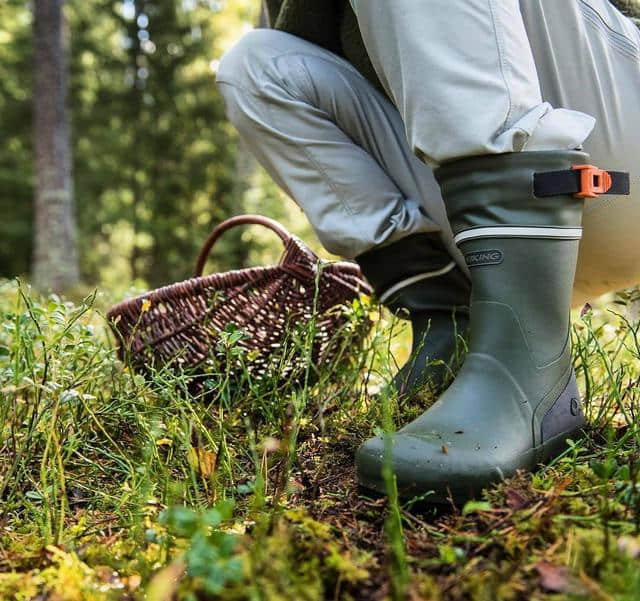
[355,151,589,503]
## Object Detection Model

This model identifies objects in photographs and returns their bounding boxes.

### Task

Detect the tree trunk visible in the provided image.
[259,1,269,27]
[32,0,79,292]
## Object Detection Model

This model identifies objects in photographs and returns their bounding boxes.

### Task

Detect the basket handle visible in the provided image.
[195,214,293,277]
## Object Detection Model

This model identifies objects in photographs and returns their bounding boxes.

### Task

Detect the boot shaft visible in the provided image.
[435,151,588,406]
[461,237,578,368]
[437,151,587,234]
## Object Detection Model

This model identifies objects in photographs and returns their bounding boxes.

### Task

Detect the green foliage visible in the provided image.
[0,0,262,288]
[0,1,33,276]
[69,0,251,288]
[161,501,244,596]
[2,281,640,600]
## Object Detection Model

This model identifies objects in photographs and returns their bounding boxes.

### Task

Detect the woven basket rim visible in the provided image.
[107,258,370,321]
[108,263,283,319]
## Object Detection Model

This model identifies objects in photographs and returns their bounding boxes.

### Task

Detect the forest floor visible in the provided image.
[1,278,640,601]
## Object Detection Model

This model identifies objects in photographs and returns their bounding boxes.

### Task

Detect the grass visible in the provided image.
[1,277,640,600]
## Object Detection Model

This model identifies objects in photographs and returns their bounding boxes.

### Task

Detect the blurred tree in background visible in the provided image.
[0,0,290,292]
[32,0,79,292]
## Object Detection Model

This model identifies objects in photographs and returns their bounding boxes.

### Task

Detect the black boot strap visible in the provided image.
[534,164,630,199]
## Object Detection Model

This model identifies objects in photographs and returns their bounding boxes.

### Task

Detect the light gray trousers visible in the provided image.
[217,0,640,305]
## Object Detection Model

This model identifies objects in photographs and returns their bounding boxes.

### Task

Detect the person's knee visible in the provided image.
[217,29,301,129]
[216,29,289,90]
[216,30,271,129]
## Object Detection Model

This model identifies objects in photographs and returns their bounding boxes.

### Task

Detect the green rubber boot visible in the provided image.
[356,233,470,397]
[357,151,588,503]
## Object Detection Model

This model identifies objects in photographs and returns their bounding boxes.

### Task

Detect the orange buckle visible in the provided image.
[572,164,612,198]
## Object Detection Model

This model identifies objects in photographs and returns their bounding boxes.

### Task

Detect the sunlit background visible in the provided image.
[0,0,322,297]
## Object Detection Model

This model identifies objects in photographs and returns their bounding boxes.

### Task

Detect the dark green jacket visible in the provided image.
[263,0,640,95]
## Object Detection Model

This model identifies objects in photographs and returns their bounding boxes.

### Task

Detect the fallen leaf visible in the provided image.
[188,447,217,478]
[505,488,529,510]
[125,573,142,591]
[545,477,572,498]
[146,560,185,601]
[288,478,305,494]
[536,561,570,592]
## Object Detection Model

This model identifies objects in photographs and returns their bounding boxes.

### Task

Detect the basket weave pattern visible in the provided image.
[107,215,372,385]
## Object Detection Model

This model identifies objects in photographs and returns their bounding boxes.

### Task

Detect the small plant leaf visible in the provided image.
[461,500,492,515]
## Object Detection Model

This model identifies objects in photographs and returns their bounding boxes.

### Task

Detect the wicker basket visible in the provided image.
[107,215,373,388]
